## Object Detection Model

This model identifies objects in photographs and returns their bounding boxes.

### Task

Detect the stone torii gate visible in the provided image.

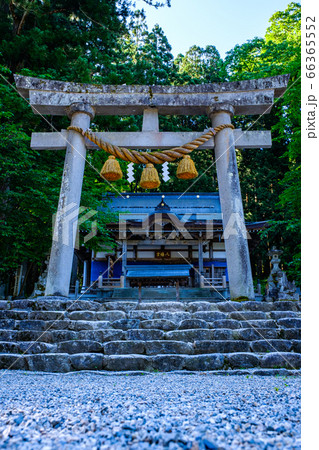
[15,74,289,300]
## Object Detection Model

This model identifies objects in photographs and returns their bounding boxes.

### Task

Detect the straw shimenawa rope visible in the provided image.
[67,124,234,165]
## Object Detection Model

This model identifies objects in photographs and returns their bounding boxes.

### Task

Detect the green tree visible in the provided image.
[176,45,227,83]
[263,2,301,282]
[0,65,63,291]
[224,2,301,282]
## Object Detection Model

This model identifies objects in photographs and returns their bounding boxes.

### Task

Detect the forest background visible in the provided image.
[0,0,301,296]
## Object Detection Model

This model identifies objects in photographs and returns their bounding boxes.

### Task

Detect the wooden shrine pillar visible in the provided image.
[198,238,204,287]
[121,240,127,288]
[80,259,89,294]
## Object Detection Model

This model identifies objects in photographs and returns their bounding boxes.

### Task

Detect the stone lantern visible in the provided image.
[265,247,299,301]
[269,247,283,274]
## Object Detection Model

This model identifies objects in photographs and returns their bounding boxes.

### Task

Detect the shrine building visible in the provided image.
[89,192,267,295]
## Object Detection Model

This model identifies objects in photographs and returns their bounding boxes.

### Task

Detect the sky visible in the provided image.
[134,0,292,58]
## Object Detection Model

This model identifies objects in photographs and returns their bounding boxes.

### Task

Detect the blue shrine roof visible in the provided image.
[103,192,222,221]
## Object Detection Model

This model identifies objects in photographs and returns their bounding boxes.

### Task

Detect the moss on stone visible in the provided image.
[232,296,249,302]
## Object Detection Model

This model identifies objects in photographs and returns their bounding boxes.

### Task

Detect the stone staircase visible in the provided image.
[0,297,301,374]
[97,288,228,300]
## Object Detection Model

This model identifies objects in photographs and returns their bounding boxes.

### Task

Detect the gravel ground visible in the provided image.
[0,371,300,449]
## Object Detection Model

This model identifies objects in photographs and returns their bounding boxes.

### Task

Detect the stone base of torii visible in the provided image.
[15,74,289,300]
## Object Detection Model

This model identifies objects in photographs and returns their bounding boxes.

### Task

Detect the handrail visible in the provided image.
[98,276,122,289]
[200,276,227,289]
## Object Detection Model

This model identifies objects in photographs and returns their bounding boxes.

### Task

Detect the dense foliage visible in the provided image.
[0,1,301,295]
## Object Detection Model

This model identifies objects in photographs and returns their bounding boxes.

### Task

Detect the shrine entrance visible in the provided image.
[15,74,289,300]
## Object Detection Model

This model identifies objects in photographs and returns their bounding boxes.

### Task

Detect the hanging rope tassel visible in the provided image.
[100,155,123,181]
[176,155,198,179]
[67,124,235,189]
[139,164,161,189]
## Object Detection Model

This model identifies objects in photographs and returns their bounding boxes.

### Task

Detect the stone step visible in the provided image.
[210,319,241,329]
[192,311,227,321]
[186,302,220,312]
[269,311,301,320]
[110,288,220,300]
[0,351,301,372]
[0,315,299,333]
[153,311,191,322]
[0,341,56,354]
[140,319,176,331]
[96,302,138,312]
[235,320,278,329]
[136,302,187,312]
[127,310,155,320]
[127,329,165,341]
[178,319,209,330]
[103,340,195,356]
[228,311,268,320]
[0,301,9,310]
[56,340,103,354]
[208,319,279,329]
[0,324,301,343]
[0,329,127,343]
[68,310,127,321]
[6,306,288,320]
[250,339,301,353]
[0,311,30,320]
[281,328,301,339]
[233,328,281,340]
[0,338,301,356]
[277,318,301,328]
[9,299,100,312]
[7,298,301,314]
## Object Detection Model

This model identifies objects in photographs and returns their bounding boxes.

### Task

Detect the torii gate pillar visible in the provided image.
[45,103,95,297]
[208,104,254,300]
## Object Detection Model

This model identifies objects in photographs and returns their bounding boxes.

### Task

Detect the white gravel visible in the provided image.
[0,371,300,449]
